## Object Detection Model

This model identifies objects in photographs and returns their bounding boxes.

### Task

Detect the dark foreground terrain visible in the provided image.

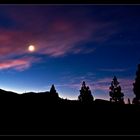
[0,89,140,135]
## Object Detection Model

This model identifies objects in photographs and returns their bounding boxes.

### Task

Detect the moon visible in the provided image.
[28,45,35,52]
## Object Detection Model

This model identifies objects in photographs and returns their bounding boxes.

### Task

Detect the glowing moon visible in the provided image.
[28,45,35,52]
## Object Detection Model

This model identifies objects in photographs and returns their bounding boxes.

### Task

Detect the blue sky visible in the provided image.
[0,5,139,102]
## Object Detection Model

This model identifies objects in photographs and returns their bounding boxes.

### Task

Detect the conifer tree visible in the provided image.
[109,76,124,104]
[133,64,140,104]
[78,81,94,103]
[50,84,59,98]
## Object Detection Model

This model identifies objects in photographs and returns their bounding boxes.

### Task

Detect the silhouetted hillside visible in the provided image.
[0,89,18,96]
[0,88,140,135]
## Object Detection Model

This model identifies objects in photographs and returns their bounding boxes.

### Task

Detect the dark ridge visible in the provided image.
[0,88,18,96]
[0,88,139,135]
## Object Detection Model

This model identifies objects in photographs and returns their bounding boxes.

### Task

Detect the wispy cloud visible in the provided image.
[59,73,134,101]
[56,83,80,89]
[61,72,96,85]
[93,77,134,92]
[34,19,108,57]
[99,68,128,72]
[0,6,116,57]
[0,56,40,71]
[94,77,135,102]
[0,6,118,71]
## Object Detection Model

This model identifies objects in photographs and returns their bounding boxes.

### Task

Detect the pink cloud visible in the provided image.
[92,77,134,93]
[37,19,114,57]
[0,20,103,59]
[36,22,98,57]
[61,75,134,95]
[0,8,117,59]
[57,74,134,102]
[0,28,38,57]
[0,7,118,72]
[0,57,39,71]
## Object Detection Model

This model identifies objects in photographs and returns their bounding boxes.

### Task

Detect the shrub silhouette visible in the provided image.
[133,64,140,104]
[109,76,124,104]
[78,81,94,103]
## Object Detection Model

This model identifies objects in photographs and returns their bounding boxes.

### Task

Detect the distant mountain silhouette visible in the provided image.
[0,63,140,135]
[0,87,112,105]
[0,86,139,135]
[0,89,18,96]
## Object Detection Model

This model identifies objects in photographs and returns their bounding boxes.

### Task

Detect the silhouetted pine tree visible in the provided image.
[50,84,59,98]
[133,64,140,104]
[109,76,124,104]
[78,81,94,103]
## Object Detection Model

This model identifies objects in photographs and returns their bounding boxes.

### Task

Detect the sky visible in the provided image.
[0,5,139,102]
